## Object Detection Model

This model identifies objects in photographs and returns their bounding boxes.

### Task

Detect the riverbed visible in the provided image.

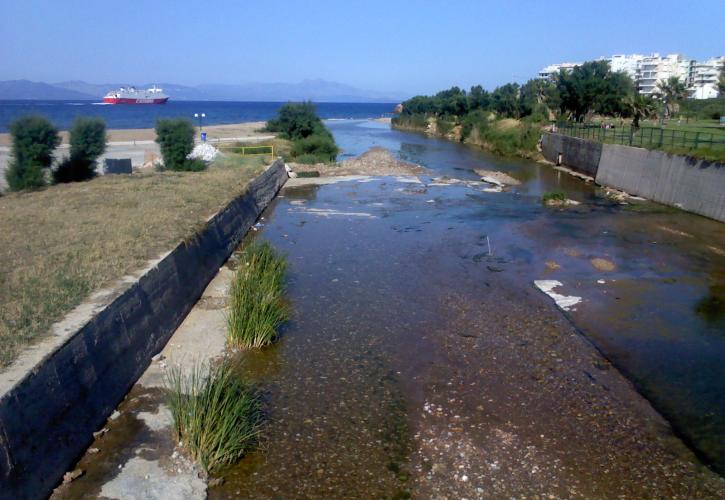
[54,119,725,497]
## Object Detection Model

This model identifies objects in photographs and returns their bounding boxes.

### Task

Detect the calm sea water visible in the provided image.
[0,100,396,132]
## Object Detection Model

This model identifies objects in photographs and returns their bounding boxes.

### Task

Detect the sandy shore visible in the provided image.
[0,121,268,147]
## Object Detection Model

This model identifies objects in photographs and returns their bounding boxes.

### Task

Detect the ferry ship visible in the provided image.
[103,86,169,104]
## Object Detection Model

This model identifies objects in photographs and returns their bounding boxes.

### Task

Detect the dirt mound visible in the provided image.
[290,147,425,177]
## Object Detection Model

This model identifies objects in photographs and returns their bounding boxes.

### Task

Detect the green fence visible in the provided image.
[555,122,725,153]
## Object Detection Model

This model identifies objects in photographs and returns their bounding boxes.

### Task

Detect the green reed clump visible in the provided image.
[542,190,567,204]
[165,360,263,474]
[227,241,288,348]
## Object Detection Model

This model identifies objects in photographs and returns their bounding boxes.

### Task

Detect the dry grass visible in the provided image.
[0,159,264,368]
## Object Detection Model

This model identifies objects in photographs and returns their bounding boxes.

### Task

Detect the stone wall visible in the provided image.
[541,132,602,177]
[0,159,288,498]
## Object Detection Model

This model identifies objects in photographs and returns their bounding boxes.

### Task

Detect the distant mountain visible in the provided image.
[196,79,405,102]
[0,80,95,100]
[0,79,406,102]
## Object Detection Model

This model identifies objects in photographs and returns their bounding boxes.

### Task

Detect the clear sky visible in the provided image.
[1,0,723,96]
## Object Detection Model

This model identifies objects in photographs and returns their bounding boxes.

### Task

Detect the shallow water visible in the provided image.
[54,120,725,497]
[215,120,725,493]
[327,120,725,470]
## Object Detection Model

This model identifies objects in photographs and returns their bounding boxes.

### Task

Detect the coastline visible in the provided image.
[0,121,268,147]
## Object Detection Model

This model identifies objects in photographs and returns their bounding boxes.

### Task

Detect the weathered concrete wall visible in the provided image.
[541,133,603,177]
[0,160,287,498]
[596,145,725,222]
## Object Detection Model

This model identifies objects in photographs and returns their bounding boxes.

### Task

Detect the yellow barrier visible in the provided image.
[221,145,275,156]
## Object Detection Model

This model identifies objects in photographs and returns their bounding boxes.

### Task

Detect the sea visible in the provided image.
[0,100,397,132]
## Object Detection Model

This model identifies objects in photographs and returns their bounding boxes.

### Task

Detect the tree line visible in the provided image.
[398,60,719,126]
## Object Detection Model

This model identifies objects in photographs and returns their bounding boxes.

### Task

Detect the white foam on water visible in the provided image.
[534,280,582,311]
[288,208,377,218]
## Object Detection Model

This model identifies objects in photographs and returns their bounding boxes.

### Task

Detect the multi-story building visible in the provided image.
[537,62,580,80]
[537,53,722,99]
[690,57,724,99]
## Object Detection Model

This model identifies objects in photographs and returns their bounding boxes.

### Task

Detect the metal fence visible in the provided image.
[555,122,725,152]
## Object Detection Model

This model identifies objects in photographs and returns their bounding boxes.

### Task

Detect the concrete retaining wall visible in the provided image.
[0,159,287,498]
[541,132,603,177]
[596,145,725,222]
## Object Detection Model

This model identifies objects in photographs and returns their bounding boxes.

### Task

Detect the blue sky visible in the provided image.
[1,0,723,96]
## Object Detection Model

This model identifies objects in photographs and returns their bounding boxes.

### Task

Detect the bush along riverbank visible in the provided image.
[392,112,543,159]
[264,102,339,164]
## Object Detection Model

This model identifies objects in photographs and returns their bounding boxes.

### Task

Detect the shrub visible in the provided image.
[165,360,262,474]
[542,191,567,204]
[435,117,455,136]
[155,119,204,171]
[392,113,428,129]
[227,241,288,349]
[460,109,490,140]
[265,102,321,140]
[266,102,339,163]
[289,131,339,163]
[54,117,107,183]
[6,115,60,191]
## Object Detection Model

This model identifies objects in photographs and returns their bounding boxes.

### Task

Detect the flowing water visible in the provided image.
[221,120,725,491]
[54,120,725,497]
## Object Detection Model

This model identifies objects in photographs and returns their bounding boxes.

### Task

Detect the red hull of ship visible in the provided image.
[103,97,169,104]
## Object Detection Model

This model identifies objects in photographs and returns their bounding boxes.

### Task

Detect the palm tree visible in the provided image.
[624,94,656,128]
[654,76,689,120]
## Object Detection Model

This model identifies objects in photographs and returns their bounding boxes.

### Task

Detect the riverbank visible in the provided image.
[0,121,268,147]
[391,114,543,160]
[0,156,269,369]
[54,170,724,497]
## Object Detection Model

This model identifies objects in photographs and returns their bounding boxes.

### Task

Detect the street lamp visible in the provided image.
[194,113,206,131]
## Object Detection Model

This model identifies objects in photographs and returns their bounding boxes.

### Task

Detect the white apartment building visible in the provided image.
[537,62,581,80]
[690,56,724,99]
[538,53,723,99]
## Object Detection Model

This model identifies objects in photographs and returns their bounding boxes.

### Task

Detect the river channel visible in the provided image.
[55,119,725,498]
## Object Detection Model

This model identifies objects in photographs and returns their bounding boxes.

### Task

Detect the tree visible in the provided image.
[555,60,633,121]
[155,119,204,171]
[6,115,60,191]
[54,117,107,183]
[434,87,469,116]
[490,83,520,118]
[468,85,490,112]
[519,79,557,120]
[624,94,657,128]
[654,76,689,119]
[265,102,324,140]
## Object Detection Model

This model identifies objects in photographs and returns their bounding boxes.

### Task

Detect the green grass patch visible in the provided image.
[227,241,288,349]
[542,191,567,204]
[165,360,263,474]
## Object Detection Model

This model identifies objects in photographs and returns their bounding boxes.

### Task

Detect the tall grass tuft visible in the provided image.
[165,360,262,474]
[227,241,288,348]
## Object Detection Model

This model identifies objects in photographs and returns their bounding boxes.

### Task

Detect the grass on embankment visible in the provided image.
[227,241,288,349]
[165,360,262,474]
[0,160,264,368]
[392,113,542,159]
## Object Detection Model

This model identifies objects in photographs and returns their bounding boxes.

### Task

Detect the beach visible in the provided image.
[0,121,269,147]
